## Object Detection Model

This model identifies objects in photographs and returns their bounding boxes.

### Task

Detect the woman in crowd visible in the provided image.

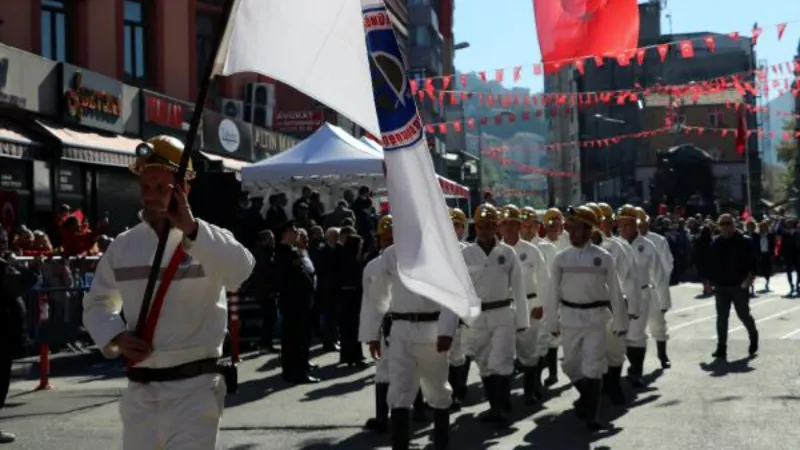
[337,234,366,367]
[757,220,776,293]
[693,225,715,296]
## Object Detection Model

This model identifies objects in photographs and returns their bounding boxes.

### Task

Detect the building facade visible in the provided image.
[544,66,581,206]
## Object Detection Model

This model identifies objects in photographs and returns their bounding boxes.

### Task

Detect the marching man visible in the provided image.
[521,206,558,264]
[501,205,550,405]
[366,228,458,449]
[360,215,395,434]
[447,208,471,411]
[463,204,528,427]
[541,207,568,387]
[616,205,667,387]
[545,206,628,431]
[83,135,255,449]
[635,207,673,369]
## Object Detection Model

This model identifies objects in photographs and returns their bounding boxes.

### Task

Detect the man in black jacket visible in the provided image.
[1,252,25,443]
[709,214,759,360]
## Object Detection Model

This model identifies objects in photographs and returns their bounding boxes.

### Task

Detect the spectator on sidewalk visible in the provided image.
[1,233,26,443]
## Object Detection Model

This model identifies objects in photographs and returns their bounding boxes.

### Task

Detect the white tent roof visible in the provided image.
[242,122,383,182]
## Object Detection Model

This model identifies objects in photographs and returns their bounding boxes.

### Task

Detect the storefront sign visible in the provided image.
[252,126,298,159]
[61,64,125,134]
[56,163,83,195]
[0,44,59,114]
[273,110,323,134]
[0,160,28,190]
[201,110,253,161]
[218,119,240,153]
[142,91,192,131]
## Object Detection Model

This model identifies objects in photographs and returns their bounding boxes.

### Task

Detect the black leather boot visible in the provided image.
[364,382,390,433]
[413,389,427,422]
[626,347,645,388]
[572,379,587,419]
[391,408,410,450]
[523,366,541,405]
[448,366,462,412]
[544,348,559,386]
[603,366,626,405]
[582,378,611,431]
[432,408,449,450]
[657,341,671,369]
[456,362,470,402]
[500,374,512,414]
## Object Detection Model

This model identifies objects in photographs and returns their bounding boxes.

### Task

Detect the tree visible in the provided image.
[776,118,797,198]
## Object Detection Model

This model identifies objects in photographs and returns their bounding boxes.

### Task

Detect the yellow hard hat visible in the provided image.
[584,203,603,221]
[129,135,196,180]
[473,203,499,224]
[598,203,614,221]
[377,214,393,237]
[449,208,467,226]
[565,205,598,229]
[501,204,522,223]
[633,206,650,224]
[617,204,639,224]
[520,206,539,223]
[543,208,564,226]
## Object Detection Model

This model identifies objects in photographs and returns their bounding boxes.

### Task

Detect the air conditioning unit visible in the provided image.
[244,82,276,128]
[220,98,244,120]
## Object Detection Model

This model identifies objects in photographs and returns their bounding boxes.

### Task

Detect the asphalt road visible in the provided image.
[3,278,800,449]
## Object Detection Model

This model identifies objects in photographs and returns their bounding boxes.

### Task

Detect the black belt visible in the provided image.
[527,293,537,299]
[389,311,440,322]
[481,299,513,311]
[560,300,611,309]
[641,284,652,289]
[126,358,224,384]
[382,315,393,341]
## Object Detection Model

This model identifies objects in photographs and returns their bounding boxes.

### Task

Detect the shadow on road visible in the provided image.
[699,357,754,377]
[301,374,373,402]
[0,398,118,420]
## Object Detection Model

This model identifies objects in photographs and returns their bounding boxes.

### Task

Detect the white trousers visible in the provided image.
[121,374,226,450]
[605,321,627,367]
[648,304,669,342]
[515,318,541,367]
[467,321,516,377]
[448,327,467,367]
[561,324,608,381]
[387,329,452,410]
[627,290,653,348]
[376,337,390,384]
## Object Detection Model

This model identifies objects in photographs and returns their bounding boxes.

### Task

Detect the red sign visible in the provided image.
[144,95,188,130]
[273,110,323,133]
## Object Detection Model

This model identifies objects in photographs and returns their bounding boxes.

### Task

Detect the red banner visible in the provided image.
[273,110,323,133]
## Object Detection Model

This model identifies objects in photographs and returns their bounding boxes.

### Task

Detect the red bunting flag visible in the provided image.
[442,75,452,90]
[532,0,639,63]
[777,23,787,40]
[735,107,746,154]
[479,71,487,82]
[513,66,522,82]
[752,26,762,46]
[533,64,543,76]
[616,52,631,66]
[704,36,716,53]
[575,59,585,75]
[657,44,669,62]
[636,48,646,65]
[460,74,468,88]
[495,69,504,82]
[679,40,695,58]
[594,54,605,67]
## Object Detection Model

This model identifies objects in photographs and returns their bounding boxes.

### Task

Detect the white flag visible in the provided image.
[213,0,380,137]
[362,2,480,321]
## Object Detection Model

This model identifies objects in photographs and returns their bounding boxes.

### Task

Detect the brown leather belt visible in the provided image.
[481,299,513,311]
[126,358,224,384]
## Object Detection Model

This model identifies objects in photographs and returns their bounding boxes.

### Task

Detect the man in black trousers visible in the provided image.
[709,214,759,360]
[1,247,25,443]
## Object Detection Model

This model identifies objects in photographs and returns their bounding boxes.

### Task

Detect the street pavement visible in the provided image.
[4,277,800,449]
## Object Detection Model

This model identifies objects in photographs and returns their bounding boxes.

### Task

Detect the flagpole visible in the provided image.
[744,26,755,217]
[134,0,237,337]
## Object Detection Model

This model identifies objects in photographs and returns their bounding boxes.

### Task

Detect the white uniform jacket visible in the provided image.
[545,244,628,334]
[511,239,550,310]
[369,245,459,342]
[83,219,255,368]
[358,254,390,343]
[462,241,529,330]
[629,235,670,311]
[645,231,674,276]
[533,237,559,269]
[601,237,640,318]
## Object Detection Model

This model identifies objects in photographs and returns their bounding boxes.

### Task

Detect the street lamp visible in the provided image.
[453,41,470,51]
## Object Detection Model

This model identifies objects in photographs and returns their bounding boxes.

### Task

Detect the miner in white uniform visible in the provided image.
[82,136,255,450]
[522,206,558,264]
[541,208,568,387]
[617,205,667,388]
[359,215,394,434]
[447,207,470,411]
[462,204,528,427]
[501,205,550,405]
[635,207,673,369]
[586,203,638,405]
[366,241,458,449]
[545,206,628,431]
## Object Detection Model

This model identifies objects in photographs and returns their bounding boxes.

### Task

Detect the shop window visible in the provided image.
[41,0,69,62]
[124,0,148,84]
[196,13,221,88]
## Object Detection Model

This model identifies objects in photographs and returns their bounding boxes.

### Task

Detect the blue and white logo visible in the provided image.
[363,5,423,151]
[179,253,193,269]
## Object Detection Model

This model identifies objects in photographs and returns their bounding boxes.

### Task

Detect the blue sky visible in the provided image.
[454,0,800,100]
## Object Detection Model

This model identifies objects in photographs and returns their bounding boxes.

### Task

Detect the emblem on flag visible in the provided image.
[363,5,423,151]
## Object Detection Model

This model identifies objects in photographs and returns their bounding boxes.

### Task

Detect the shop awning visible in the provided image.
[201,152,250,173]
[36,120,143,167]
[0,119,41,159]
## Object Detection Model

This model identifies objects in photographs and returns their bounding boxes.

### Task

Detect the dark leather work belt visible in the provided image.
[641,284,653,289]
[481,299,513,311]
[388,311,440,322]
[527,293,537,299]
[127,358,224,384]
[560,300,611,309]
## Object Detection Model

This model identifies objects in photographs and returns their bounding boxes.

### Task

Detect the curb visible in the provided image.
[11,350,104,381]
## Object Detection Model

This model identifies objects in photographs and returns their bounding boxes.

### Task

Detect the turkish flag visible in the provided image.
[735,107,747,155]
[533,0,640,63]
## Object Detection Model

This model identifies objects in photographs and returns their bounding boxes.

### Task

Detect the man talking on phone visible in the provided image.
[82,135,255,449]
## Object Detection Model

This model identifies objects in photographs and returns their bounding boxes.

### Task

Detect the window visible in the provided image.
[708,111,719,127]
[123,0,147,83]
[196,13,220,88]
[41,0,68,62]
[411,27,431,47]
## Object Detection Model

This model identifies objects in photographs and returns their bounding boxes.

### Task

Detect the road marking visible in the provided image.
[669,301,716,315]
[725,304,800,335]
[780,327,800,339]
[670,297,783,331]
